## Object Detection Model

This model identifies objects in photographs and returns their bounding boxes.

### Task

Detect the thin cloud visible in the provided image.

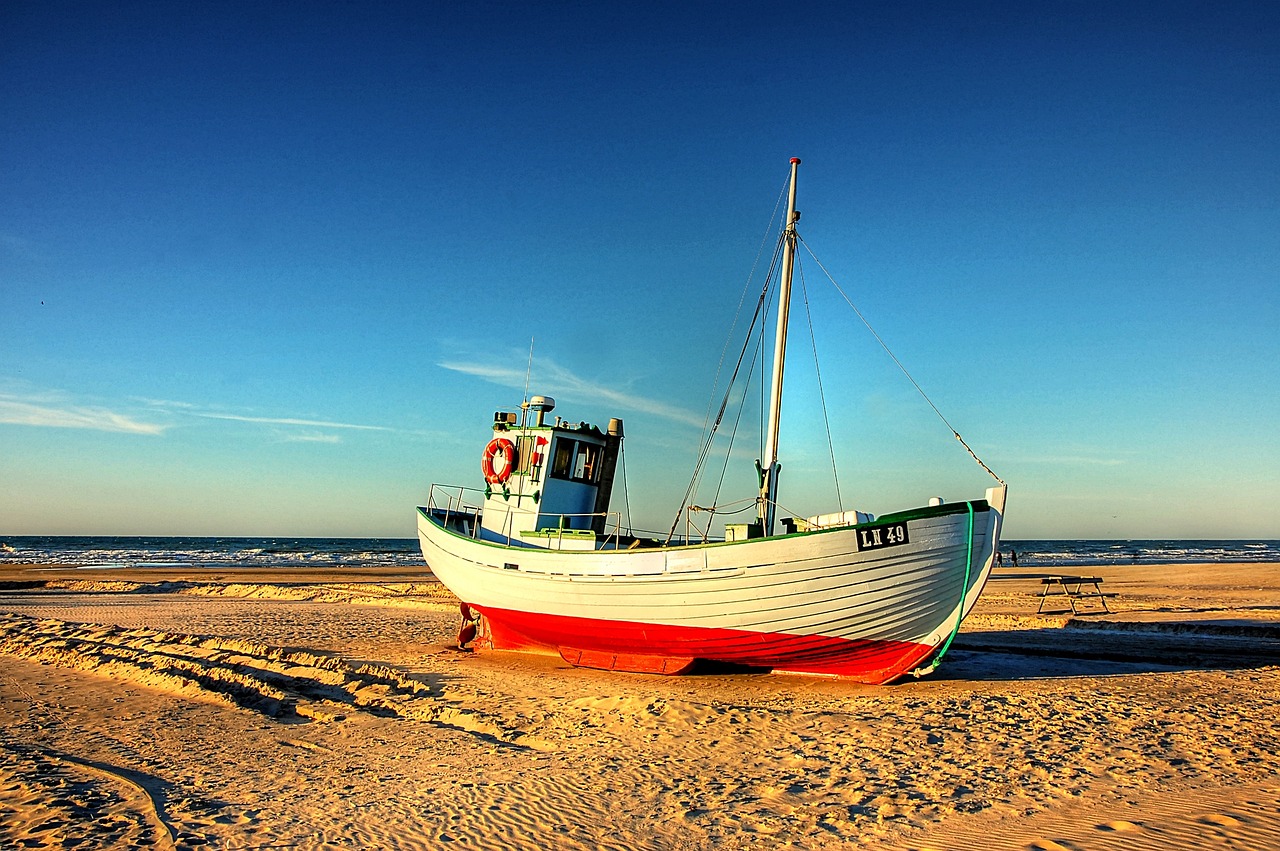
[439,356,705,428]
[1,386,388,440]
[0,398,168,435]
[281,431,343,444]
[134,396,199,410]
[193,412,391,432]
[139,396,392,434]
[440,362,528,385]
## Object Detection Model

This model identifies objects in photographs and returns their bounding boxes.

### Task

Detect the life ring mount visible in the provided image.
[481,438,517,484]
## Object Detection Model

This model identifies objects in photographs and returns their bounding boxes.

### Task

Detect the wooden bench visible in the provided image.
[1036,575,1113,615]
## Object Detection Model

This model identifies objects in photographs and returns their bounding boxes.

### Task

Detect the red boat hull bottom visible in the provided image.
[559,647,697,675]
[474,606,938,685]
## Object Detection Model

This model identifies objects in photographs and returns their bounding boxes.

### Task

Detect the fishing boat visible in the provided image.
[417,158,1006,684]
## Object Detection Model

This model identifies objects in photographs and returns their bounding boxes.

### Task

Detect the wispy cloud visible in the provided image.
[440,362,529,386]
[132,396,199,410]
[0,385,390,442]
[439,355,706,429]
[281,431,343,444]
[136,396,393,437]
[0,397,168,435]
[191,412,391,432]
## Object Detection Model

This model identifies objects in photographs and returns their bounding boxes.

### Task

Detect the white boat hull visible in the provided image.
[417,486,1005,684]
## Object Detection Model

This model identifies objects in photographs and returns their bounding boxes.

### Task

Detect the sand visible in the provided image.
[1,562,1278,850]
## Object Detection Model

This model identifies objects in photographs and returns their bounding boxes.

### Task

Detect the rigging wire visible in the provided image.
[703,323,767,534]
[619,439,633,536]
[697,177,791,439]
[666,229,788,543]
[797,260,844,512]
[672,169,1005,545]
[521,336,535,406]
[758,271,770,465]
[798,236,1005,485]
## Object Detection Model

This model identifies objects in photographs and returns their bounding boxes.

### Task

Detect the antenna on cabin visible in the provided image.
[522,336,535,404]
[520,336,535,427]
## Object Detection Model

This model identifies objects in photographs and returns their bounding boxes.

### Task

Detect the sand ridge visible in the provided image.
[1,565,1278,849]
[42,577,460,608]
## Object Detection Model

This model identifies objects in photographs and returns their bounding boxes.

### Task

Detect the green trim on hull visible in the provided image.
[418,496,992,554]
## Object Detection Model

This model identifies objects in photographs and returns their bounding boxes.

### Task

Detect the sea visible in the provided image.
[0,536,425,569]
[0,536,1277,570]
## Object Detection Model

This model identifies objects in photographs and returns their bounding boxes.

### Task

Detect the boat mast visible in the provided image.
[759,157,800,536]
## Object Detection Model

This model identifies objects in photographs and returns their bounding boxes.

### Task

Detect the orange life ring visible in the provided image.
[481,437,517,484]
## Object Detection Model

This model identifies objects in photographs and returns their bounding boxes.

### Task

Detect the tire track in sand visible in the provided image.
[0,737,176,851]
[0,612,546,750]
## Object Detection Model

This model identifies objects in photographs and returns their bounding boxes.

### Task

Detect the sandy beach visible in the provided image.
[2,561,1278,850]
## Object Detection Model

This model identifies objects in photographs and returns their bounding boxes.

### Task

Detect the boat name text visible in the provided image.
[856,522,909,552]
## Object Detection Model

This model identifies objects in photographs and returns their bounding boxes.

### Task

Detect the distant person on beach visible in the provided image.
[996,551,1003,566]
[1010,549,1018,567]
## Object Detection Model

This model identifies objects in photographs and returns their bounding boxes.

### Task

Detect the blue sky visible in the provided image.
[2,1,1277,539]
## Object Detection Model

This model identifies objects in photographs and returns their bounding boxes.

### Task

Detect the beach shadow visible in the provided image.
[686,659,773,676]
[931,647,1185,682]
[936,623,1280,682]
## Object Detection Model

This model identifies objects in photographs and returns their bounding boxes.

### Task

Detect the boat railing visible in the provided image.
[426,483,627,549]
[426,484,484,536]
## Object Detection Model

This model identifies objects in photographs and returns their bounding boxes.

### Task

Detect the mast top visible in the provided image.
[790,157,801,164]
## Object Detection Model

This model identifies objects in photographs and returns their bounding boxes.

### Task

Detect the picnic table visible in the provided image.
[1036,575,1113,615]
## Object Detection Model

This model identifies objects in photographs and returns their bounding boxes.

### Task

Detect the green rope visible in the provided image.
[917,500,975,675]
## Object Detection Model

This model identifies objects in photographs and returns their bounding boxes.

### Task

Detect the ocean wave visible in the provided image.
[3,536,1277,569]
[0,536,425,569]
[1001,539,1280,566]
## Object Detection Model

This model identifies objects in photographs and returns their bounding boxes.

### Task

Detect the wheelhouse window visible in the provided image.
[550,438,601,483]
[551,439,575,479]
[574,442,599,482]
[516,435,535,474]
